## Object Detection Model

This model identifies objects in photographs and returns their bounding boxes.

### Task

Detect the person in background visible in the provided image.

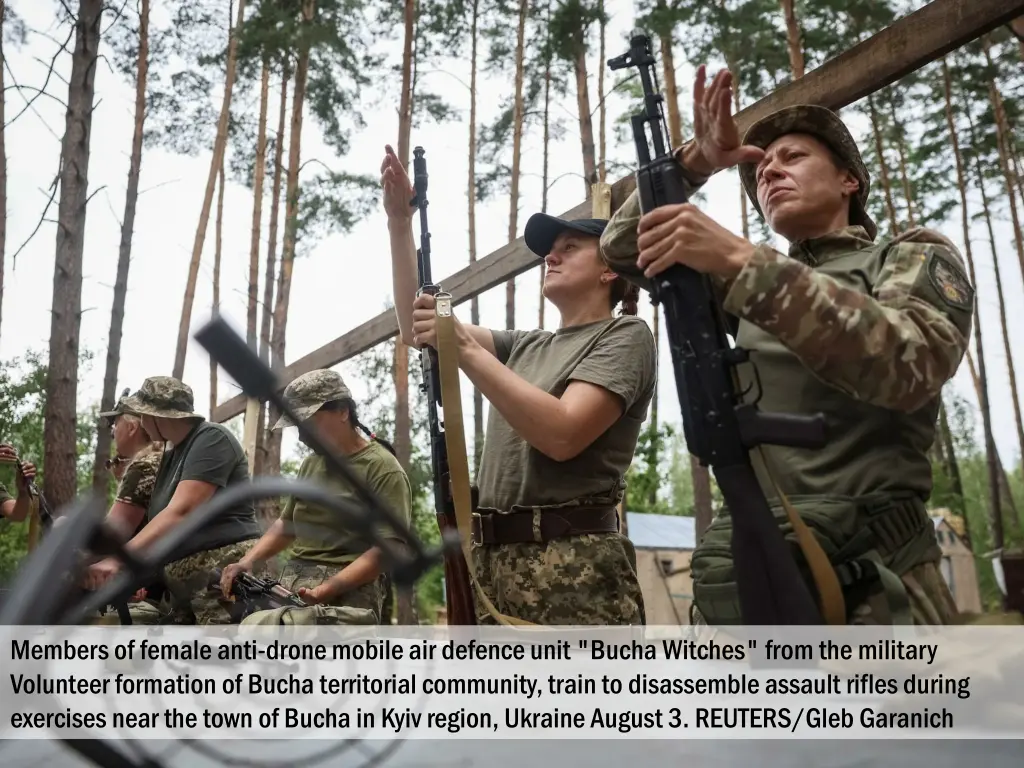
[219,370,412,624]
[0,444,37,523]
[381,143,656,626]
[85,376,262,625]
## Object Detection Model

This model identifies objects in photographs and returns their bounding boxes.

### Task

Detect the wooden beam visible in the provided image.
[213,0,1023,423]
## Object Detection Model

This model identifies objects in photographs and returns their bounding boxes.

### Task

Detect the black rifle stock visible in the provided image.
[211,567,306,622]
[609,32,829,625]
[411,146,477,625]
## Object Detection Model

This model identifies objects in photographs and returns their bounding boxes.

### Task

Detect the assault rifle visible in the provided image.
[411,146,477,625]
[608,32,829,625]
[211,567,307,622]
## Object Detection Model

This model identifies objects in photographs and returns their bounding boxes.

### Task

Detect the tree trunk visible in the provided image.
[173,0,246,380]
[867,93,899,233]
[937,400,965,512]
[691,455,713,540]
[468,0,483,470]
[44,0,104,506]
[210,159,224,418]
[0,0,7,342]
[942,57,1003,551]
[393,0,416,626]
[92,0,149,492]
[538,0,551,330]
[659,28,681,149]
[269,0,314,491]
[982,37,1024,295]
[574,42,596,196]
[969,138,1024,502]
[259,65,290,494]
[965,351,1022,532]
[598,0,606,182]
[248,57,271,350]
[888,94,916,228]
[505,0,527,331]
[779,0,805,78]
[393,0,416,475]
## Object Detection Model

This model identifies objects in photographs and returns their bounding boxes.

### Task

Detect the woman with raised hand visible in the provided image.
[380,144,656,625]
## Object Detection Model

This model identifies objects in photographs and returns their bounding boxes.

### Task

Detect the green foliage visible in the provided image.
[0,349,105,581]
[624,421,675,515]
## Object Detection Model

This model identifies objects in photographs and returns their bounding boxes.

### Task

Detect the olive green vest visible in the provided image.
[690,228,943,625]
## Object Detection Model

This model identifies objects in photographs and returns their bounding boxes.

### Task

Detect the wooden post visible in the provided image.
[591,182,612,219]
[242,397,260,475]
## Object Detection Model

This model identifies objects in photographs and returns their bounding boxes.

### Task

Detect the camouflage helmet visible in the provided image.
[272,369,353,430]
[738,104,877,240]
[120,376,204,420]
[97,387,133,427]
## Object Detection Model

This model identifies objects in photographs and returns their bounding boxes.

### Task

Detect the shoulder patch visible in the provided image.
[927,252,973,311]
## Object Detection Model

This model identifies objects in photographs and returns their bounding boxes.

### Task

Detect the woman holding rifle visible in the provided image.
[380,144,656,626]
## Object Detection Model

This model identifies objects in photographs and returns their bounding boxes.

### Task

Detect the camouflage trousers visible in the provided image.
[274,559,386,623]
[470,532,646,625]
[691,559,959,627]
[161,539,259,625]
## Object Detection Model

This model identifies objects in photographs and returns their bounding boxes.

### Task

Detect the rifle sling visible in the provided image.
[755,444,846,625]
[434,294,538,628]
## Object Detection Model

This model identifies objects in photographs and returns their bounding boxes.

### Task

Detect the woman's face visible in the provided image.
[111,416,136,456]
[541,232,612,305]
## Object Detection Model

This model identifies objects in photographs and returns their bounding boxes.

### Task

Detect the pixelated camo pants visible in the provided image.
[161,539,260,625]
[276,560,386,623]
[470,532,646,626]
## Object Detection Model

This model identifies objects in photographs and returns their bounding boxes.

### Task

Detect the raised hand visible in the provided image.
[380,144,415,222]
[689,65,765,173]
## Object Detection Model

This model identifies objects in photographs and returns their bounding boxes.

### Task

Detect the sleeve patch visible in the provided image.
[927,253,973,311]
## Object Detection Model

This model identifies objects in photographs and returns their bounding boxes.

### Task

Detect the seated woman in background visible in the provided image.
[219,369,413,624]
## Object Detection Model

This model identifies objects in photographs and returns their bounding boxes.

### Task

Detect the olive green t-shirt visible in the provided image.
[281,440,413,565]
[147,421,261,562]
[0,482,12,506]
[475,315,658,512]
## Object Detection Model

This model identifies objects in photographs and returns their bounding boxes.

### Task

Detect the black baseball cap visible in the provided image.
[524,213,608,258]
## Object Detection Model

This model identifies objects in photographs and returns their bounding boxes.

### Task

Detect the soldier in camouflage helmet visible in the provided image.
[600,67,972,627]
[381,144,654,625]
[84,376,262,624]
[220,369,412,624]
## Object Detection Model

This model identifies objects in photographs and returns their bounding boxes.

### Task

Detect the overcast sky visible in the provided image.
[3,1,1022,479]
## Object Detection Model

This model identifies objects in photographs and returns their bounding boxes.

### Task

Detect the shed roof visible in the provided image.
[625,512,696,550]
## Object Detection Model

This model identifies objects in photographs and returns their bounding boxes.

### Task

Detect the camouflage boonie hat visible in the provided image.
[272,369,352,430]
[98,387,133,426]
[738,104,877,240]
[120,377,204,420]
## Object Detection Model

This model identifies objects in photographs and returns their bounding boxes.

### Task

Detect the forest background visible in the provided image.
[0,0,1021,621]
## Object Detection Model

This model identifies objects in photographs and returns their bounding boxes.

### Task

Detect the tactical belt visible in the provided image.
[692,492,934,627]
[471,506,620,546]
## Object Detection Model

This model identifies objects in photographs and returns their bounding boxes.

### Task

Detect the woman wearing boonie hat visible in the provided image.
[85,376,262,624]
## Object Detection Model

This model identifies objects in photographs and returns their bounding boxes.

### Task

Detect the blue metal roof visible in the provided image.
[625,512,696,550]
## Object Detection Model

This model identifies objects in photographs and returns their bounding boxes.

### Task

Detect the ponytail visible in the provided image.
[319,398,397,457]
[609,276,640,316]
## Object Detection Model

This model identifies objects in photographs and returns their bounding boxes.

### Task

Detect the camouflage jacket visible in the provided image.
[600,181,974,501]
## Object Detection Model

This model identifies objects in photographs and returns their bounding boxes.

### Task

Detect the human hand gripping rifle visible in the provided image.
[608,32,845,626]
[210,567,306,622]
[410,146,477,626]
